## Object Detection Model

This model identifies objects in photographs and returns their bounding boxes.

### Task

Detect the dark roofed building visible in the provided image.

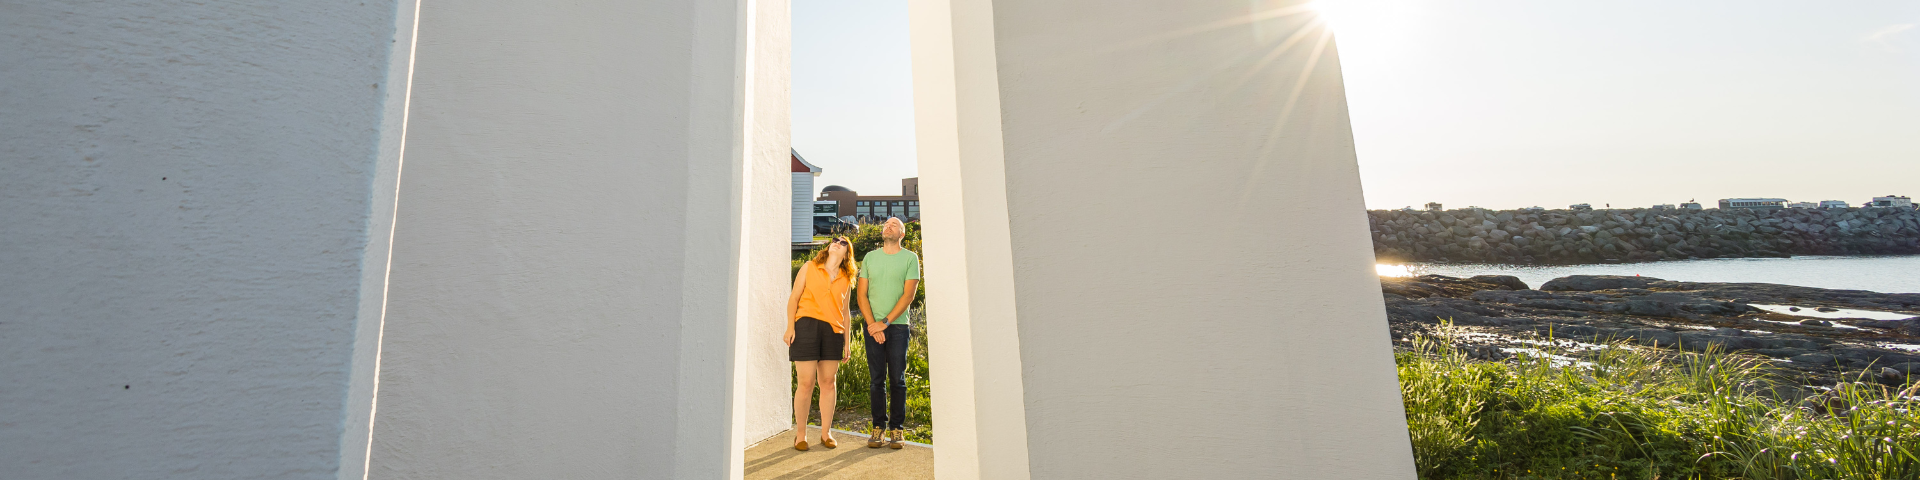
[817,177,919,222]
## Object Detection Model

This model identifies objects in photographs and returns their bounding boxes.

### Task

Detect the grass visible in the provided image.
[1400,326,1920,479]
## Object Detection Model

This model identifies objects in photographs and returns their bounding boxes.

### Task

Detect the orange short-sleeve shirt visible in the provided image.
[793,261,851,333]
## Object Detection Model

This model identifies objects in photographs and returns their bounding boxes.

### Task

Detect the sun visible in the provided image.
[1303,0,1350,31]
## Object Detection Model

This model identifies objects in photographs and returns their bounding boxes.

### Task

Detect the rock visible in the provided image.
[1791,353,1839,366]
[1789,306,1802,312]
[1879,367,1908,384]
[1540,275,1666,292]
[1816,307,1839,313]
[1468,275,1529,291]
[1752,348,1813,359]
[1617,329,1680,347]
[1799,319,1832,327]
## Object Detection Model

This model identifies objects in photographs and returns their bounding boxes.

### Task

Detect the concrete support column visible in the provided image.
[913,0,1416,478]
[742,0,800,449]
[365,0,787,478]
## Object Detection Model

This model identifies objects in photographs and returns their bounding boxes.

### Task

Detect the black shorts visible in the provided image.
[789,317,846,362]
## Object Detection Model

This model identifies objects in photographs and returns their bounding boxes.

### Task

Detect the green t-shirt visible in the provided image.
[859,247,921,325]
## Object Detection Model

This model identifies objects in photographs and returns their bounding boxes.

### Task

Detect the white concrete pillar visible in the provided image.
[364,0,788,478]
[0,2,415,479]
[743,0,801,448]
[913,0,1416,478]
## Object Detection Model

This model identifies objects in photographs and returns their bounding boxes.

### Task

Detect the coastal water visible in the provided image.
[1378,255,1920,294]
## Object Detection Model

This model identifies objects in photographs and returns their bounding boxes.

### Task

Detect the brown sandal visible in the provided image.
[794,439,809,451]
[820,433,838,449]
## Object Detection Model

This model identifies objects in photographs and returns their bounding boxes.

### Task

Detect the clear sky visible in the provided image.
[792,0,917,198]
[794,1,1920,209]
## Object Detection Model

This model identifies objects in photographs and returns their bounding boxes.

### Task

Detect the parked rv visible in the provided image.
[1869,195,1914,210]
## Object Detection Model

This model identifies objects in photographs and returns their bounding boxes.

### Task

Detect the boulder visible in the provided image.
[1468,275,1529,291]
[1540,275,1667,292]
[1791,353,1840,367]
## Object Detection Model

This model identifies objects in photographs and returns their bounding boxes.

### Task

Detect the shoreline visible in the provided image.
[1383,274,1920,388]
[1383,254,1920,295]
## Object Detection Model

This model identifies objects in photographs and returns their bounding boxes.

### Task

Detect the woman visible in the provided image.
[785,236,856,451]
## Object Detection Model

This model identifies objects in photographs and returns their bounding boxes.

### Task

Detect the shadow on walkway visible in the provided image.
[745,426,931,480]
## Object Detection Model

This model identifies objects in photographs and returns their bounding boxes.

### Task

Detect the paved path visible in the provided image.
[744,427,932,480]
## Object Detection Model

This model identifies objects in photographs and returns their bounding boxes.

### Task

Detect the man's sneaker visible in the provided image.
[887,429,905,449]
[866,427,886,448]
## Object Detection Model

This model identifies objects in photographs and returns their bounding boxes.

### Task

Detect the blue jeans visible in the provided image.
[865,323,911,430]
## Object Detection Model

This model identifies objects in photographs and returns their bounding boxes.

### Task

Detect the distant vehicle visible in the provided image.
[1569,203,1592,211]
[812,216,856,235]
[1870,195,1914,210]
[1787,201,1816,209]
[1522,206,1545,212]
[1718,198,1786,210]
[1425,202,1443,211]
[1818,200,1849,209]
[1650,204,1676,211]
[1680,202,1703,210]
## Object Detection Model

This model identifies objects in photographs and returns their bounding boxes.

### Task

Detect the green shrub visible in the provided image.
[1400,327,1920,479]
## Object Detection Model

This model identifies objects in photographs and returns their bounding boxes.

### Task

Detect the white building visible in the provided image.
[1787,201,1815,209]
[1819,200,1850,209]
[791,149,822,243]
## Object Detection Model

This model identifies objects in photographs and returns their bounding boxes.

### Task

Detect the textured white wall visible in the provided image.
[363,0,777,478]
[748,0,800,449]
[0,2,412,479]
[916,0,1416,477]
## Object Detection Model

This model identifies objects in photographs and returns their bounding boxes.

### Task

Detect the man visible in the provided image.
[856,217,919,449]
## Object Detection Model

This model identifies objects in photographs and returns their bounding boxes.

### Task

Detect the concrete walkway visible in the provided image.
[744,427,931,480]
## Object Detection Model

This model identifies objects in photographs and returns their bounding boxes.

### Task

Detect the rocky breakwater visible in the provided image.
[1383,274,1920,383]
[1369,207,1920,264]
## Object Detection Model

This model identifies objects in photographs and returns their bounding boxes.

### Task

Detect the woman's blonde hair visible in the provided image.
[811,236,858,278]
